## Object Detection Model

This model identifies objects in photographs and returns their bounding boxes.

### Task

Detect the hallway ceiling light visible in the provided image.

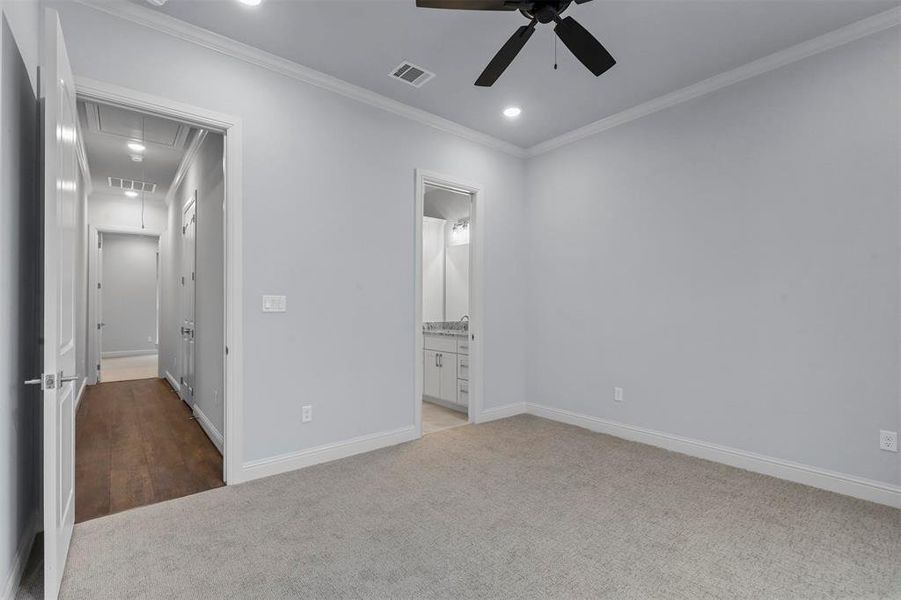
[238,0,262,6]
[503,106,521,118]
[127,141,145,152]
[125,191,138,198]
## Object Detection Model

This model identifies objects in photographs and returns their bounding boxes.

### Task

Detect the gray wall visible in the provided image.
[88,192,167,232]
[525,30,901,486]
[56,1,527,464]
[0,2,40,592]
[160,132,225,439]
[101,233,159,356]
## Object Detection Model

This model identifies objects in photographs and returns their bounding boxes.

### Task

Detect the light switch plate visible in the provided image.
[262,295,287,313]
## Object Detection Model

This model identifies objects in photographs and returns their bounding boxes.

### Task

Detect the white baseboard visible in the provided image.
[164,370,180,393]
[241,425,418,483]
[1,511,38,600]
[75,378,87,413]
[192,404,224,455]
[477,402,526,423]
[101,349,157,358]
[525,403,901,509]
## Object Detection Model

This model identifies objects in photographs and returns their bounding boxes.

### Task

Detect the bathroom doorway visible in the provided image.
[415,171,483,436]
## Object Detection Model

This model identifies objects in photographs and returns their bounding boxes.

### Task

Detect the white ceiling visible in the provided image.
[133,0,898,148]
[78,100,197,201]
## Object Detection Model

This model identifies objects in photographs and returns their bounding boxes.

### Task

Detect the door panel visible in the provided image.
[439,354,457,405]
[41,10,78,599]
[423,350,440,399]
[181,196,196,404]
[96,232,103,382]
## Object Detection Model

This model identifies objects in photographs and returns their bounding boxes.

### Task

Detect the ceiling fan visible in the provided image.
[415,0,615,87]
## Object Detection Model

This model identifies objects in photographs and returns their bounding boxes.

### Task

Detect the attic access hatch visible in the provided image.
[389,61,435,88]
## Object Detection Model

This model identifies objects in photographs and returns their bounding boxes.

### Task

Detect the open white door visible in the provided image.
[41,9,78,598]
[96,232,103,382]
[180,195,197,403]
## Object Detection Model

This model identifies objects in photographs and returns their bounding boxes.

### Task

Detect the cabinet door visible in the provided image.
[423,350,441,399]
[439,353,458,404]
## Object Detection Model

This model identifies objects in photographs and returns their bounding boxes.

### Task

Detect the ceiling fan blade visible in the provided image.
[475,23,535,87]
[573,0,595,4]
[415,0,519,10]
[554,16,616,77]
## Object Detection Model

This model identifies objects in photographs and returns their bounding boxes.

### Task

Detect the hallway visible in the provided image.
[75,379,223,523]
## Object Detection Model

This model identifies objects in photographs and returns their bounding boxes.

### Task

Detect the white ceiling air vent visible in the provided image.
[389,62,435,88]
[108,177,157,193]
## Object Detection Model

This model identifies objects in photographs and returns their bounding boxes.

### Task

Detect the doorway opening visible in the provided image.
[416,171,483,436]
[77,97,226,522]
[94,231,160,382]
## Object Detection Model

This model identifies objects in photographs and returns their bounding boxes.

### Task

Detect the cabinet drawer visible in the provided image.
[457,379,469,406]
[423,334,457,353]
[457,354,469,381]
[456,337,470,355]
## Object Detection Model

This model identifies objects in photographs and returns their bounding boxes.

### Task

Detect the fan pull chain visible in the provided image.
[554,35,558,70]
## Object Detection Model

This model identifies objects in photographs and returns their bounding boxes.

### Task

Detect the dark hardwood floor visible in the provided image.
[75,378,224,523]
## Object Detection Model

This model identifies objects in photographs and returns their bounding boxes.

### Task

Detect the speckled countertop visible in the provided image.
[423,322,468,337]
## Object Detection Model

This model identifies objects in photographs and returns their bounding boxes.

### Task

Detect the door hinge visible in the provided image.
[97,282,101,289]
[191,272,195,281]
[96,363,100,372]
[181,276,185,285]
[97,323,101,330]
[225,345,229,356]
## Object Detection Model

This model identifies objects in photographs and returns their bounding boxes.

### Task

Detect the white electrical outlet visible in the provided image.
[879,430,897,452]
[614,387,623,403]
[301,405,313,423]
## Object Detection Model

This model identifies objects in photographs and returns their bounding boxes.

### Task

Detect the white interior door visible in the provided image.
[40,9,78,598]
[181,196,197,404]
[96,232,103,382]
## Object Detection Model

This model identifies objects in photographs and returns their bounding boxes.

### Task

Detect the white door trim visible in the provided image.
[76,77,244,485]
[414,170,485,436]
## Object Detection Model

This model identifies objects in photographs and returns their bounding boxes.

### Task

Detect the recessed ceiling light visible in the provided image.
[503,106,521,119]
[127,141,145,152]
[237,0,261,6]
[125,191,138,198]
[130,154,143,163]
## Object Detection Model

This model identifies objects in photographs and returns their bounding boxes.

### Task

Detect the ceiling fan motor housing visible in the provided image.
[521,1,572,23]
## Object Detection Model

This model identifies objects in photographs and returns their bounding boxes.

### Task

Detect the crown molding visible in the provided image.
[72,0,528,159]
[165,128,207,206]
[527,6,901,157]
[73,2,900,161]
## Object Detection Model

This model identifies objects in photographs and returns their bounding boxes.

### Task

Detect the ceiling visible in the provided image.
[78,100,198,202]
[132,0,898,148]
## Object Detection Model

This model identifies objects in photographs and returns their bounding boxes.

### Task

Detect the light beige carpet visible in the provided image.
[17,415,901,599]
[100,353,158,383]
